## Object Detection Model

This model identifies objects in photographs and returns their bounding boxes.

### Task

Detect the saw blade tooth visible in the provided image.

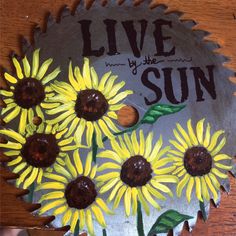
[33,26,42,42]
[46,13,56,29]
[21,36,31,54]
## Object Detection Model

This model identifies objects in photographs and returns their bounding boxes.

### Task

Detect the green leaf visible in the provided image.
[92,132,98,163]
[199,200,207,221]
[28,182,35,203]
[74,219,80,236]
[148,210,193,235]
[141,104,186,125]
[137,201,145,236]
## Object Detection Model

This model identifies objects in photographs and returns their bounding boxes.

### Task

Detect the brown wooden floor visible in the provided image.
[1,0,236,235]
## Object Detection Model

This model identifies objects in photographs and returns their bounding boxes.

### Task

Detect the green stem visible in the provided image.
[199,200,207,221]
[74,219,80,236]
[28,182,35,203]
[137,201,145,236]
[92,132,98,163]
[102,228,107,236]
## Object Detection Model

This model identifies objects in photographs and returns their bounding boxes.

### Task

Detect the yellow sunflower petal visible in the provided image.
[106,81,126,99]
[173,129,188,150]
[203,122,211,147]
[210,137,226,156]
[4,106,21,123]
[97,163,121,172]
[90,165,97,179]
[131,188,138,215]
[16,166,32,186]
[113,185,127,209]
[0,90,14,97]
[65,155,77,178]
[148,136,163,162]
[37,58,53,80]
[215,163,232,171]
[73,150,83,175]
[131,131,139,155]
[93,122,104,148]
[110,139,127,160]
[96,198,113,215]
[37,168,43,184]
[169,140,186,153]
[12,162,27,174]
[209,173,221,189]
[96,172,120,182]
[103,116,119,133]
[137,189,150,215]
[65,117,80,138]
[205,175,218,202]
[86,209,95,236]
[91,205,106,227]
[144,132,153,158]
[103,75,118,96]
[196,118,205,144]
[12,57,23,79]
[83,58,92,89]
[118,136,130,157]
[208,130,225,152]
[4,72,17,84]
[201,177,210,201]
[214,154,232,161]
[85,121,94,147]
[4,150,20,156]
[0,129,25,144]
[68,61,80,91]
[42,67,61,85]
[109,104,125,111]
[151,146,171,165]
[28,108,34,124]
[108,181,123,203]
[19,109,27,134]
[154,166,176,175]
[39,191,64,203]
[108,90,133,105]
[74,66,86,90]
[153,175,178,183]
[39,199,66,215]
[58,137,74,147]
[84,152,92,176]
[150,180,173,197]
[90,67,98,89]
[107,111,118,120]
[74,119,86,144]
[54,163,72,179]
[187,119,198,145]
[23,168,39,189]
[35,182,65,191]
[53,205,67,216]
[79,210,85,229]
[212,167,228,178]
[142,186,161,210]
[62,209,72,226]
[146,184,166,201]
[0,141,22,150]
[176,174,189,197]
[98,71,111,92]
[186,177,194,203]
[124,133,134,155]
[43,173,68,184]
[70,211,79,233]
[98,119,114,139]
[195,177,203,202]
[22,56,30,78]
[36,106,44,120]
[176,123,191,147]
[31,49,40,78]
[7,156,22,166]
[139,130,145,156]
[124,187,132,216]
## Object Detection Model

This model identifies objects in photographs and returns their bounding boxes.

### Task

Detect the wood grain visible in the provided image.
[0,0,236,235]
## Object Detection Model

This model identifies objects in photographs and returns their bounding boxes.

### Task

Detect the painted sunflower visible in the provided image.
[0,122,77,189]
[0,49,61,134]
[36,150,113,235]
[96,130,178,216]
[45,58,133,147]
[169,119,232,203]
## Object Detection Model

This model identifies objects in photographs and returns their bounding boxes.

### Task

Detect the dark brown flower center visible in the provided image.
[65,176,97,209]
[14,78,45,109]
[184,146,212,176]
[75,89,108,121]
[21,133,59,168]
[120,155,152,187]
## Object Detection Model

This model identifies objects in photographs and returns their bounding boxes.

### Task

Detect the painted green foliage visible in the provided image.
[148,210,193,235]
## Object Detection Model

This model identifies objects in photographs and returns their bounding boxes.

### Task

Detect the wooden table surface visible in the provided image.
[1,0,236,235]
